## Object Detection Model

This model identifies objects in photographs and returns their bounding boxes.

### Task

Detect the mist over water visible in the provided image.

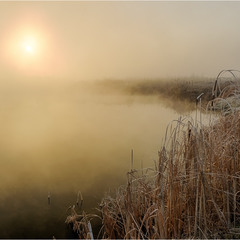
[0,0,239,237]
[0,81,182,238]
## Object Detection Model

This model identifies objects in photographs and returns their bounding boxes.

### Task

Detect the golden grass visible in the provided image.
[100,112,240,238]
[66,70,240,239]
[99,71,240,239]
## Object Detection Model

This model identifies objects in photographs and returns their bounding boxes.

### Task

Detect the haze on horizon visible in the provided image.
[0,1,240,83]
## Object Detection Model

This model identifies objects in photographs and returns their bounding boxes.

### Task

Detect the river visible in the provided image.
[0,82,184,238]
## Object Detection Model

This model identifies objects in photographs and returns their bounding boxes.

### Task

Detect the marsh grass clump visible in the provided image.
[91,77,214,113]
[210,70,240,114]
[66,70,240,238]
[65,192,100,239]
[100,111,240,238]
[99,71,240,239]
[94,77,214,109]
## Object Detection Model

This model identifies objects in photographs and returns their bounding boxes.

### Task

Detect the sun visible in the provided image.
[25,44,33,53]
[2,23,66,77]
[23,37,36,54]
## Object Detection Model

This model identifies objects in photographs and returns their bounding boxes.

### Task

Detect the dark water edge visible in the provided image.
[0,190,102,238]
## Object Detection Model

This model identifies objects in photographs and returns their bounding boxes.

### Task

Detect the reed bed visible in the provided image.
[99,71,240,239]
[94,77,214,109]
[67,70,240,238]
[100,115,240,238]
[210,70,240,114]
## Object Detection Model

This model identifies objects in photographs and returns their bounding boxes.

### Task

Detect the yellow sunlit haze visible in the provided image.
[25,45,32,53]
[2,22,67,79]
[2,26,47,76]
[7,29,47,74]
[23,36,36,54]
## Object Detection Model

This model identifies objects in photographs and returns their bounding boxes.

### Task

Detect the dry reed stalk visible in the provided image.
[76,191,83,209]
[65,204,100,239]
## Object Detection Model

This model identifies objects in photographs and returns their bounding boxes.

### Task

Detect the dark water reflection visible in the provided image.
[0,83,179,238]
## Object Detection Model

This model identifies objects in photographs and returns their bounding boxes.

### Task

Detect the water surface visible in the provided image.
[0,83,181,238]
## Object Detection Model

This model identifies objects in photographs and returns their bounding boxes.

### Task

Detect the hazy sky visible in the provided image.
[1,1,240,82]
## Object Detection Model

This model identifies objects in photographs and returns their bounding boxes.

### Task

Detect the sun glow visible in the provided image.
[25,45,32,52]
[2,21,68,78]
[3,26,46,73]
[22,36,36,55]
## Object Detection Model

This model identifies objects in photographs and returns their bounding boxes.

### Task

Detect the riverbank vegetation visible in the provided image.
[66,70,240,239]
[93,77,213,108]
